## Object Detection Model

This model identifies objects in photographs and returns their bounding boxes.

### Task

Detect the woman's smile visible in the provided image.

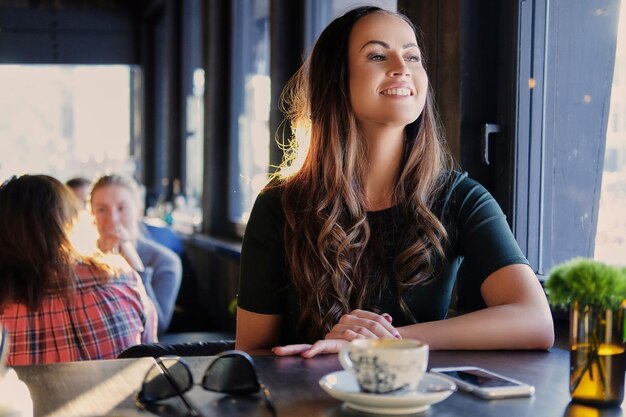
[379,86,414,97]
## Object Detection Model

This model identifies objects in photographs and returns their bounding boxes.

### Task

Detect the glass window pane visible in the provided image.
[229,0,270,224]
[186,68,205,208]
[0,65,137,182]
[305,0,397,50]
[228,0,398,225]
[595,4,625,265]
[178,0,204,234]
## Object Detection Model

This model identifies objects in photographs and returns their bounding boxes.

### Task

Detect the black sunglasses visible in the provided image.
[135,350,276,417]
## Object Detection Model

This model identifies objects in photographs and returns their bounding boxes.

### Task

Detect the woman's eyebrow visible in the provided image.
[360,40,419,50]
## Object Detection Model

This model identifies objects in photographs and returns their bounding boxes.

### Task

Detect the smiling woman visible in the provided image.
[235,6,554,357]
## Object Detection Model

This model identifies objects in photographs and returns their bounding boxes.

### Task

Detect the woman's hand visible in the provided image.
[325,309,401,341]
[97,224,144,271]
[97,223,132,253]
[118,240,144,272]
[271,310,401,358]
[272,340,348,358]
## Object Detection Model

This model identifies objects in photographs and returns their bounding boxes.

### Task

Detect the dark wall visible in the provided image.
[180,238,240,332]
[0,2,143,64]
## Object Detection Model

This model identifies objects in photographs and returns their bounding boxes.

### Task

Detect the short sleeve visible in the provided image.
[447,174,530,307]
[238,187,289,314]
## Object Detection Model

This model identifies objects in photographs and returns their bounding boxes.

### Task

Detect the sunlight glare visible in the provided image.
[45,359,155,417]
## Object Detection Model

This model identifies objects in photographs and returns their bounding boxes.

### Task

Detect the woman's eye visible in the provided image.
[368,53,386,62]
[405,55,421,63]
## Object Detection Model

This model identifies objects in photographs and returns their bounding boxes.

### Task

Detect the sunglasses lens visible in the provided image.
[202,356,260,394]
[140,358,193,402]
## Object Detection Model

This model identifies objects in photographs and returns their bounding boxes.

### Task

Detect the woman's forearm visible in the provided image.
[398,303,554,350]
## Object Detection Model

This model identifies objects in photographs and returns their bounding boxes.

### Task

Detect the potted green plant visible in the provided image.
[545,258,626,406]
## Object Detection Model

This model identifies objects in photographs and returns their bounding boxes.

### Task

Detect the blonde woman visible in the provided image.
[91,174,182,334]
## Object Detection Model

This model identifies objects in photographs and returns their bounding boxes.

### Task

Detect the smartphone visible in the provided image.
[430,366,535,399]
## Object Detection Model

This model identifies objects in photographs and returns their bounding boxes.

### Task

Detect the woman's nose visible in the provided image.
[387,55,410,77]
[102,210,118,224]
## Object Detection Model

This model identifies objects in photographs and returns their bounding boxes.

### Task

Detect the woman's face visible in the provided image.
[347,12,428,130]
[91,185,139,239]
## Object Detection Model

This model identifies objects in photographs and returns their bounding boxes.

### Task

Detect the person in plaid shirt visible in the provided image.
[0,175,157,365]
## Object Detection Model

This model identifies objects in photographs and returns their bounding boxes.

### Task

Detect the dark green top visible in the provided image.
[238,172,529,344]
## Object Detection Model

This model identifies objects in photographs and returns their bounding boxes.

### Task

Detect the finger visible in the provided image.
[334,318,394,339]
[337,316,399,340]
[382,313,393,323]
[347,309,401,339]
[115,225,132,241]
[326,326,377,341]
[102,229,124,242]
[302,339,347,358]
[110,231,129,242]
[271,344,312,356]
[119,242,144,271]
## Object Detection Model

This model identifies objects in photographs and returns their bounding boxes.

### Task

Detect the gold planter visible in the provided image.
[569,301,626,406]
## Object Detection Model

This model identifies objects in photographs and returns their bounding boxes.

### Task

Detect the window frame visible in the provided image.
[513,0,621,276]
[401,0,621,278]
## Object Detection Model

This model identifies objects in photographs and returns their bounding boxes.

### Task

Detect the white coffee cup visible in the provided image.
[338,338,429,394]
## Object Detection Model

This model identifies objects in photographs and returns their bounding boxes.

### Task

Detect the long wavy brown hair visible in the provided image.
[0,175,112,311]
[276,6,454,341]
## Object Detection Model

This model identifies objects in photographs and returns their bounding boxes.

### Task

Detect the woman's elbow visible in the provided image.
[534,327,555,350]
[529,310,555,350]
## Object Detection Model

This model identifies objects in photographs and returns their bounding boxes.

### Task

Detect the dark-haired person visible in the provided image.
[236,6,554,357]
[91,174,182,334]
[65,176,92,209]
[0,175,156,365]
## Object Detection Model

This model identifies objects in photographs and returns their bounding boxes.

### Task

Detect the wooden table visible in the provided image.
[12,348,626,417]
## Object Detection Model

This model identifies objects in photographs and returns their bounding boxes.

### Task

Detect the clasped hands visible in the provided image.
[271,309,402,358]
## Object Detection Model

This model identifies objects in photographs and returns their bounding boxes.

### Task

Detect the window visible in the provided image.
[596,3,626,265]
[510,0,622,275]
[229,0,271,225]
[185,68,205,209]
[176,0,205,234]
[0,65,138,183]
[412,1,623,276]
[305,0,397,49]
[226,0,399,228]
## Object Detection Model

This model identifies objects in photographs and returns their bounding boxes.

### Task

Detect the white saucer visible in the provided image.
[319,371,456,415]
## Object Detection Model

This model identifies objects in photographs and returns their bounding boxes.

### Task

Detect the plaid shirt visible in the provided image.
[0,263,157,365]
